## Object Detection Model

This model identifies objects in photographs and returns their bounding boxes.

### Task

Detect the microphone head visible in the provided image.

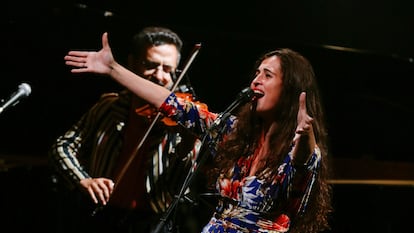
[238,87,255,99]
[238,87,265,101]
[18,83,32,97]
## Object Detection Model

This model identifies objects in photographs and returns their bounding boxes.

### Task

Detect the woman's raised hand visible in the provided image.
[292,92,317,163]
[64,32,115,75]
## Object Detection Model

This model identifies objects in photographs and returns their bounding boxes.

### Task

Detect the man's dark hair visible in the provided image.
[130,26,183,59]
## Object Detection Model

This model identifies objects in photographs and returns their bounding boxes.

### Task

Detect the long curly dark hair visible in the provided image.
[211,48,333,233]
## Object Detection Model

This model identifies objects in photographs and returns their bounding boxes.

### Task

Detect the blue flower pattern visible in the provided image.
[159,93,321,233]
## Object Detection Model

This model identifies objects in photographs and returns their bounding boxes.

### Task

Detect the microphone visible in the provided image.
[211,87,255,128]
[0,83,32,114]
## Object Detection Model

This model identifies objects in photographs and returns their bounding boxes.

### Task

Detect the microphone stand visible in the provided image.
[150,87,255,233]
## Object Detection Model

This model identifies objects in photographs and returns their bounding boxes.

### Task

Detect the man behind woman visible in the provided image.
[50,26,208,233]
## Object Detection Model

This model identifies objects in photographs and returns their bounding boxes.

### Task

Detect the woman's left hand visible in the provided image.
[292,92,316,163]
[295,92,313,136]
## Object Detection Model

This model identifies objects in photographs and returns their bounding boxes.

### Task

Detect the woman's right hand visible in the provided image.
[65,32,171,109]
[64,32,115,75]
[79,177,115,205]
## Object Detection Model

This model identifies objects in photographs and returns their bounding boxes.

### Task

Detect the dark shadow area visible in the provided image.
[328,184,414,233]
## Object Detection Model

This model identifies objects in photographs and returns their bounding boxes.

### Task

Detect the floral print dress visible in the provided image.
[160,93,321,233]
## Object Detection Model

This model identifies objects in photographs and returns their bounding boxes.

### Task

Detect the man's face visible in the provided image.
[130,44,179,90]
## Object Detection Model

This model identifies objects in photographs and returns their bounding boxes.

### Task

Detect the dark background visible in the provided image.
[1,0,413,232]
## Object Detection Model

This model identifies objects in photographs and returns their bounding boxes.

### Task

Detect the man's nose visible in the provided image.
[151,69,168,86]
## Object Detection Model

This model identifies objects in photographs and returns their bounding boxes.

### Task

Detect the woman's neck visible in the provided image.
[248,122,277,176]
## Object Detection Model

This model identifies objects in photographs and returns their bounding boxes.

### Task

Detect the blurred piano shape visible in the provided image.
[0,153,48,172]
[298,44,414,186]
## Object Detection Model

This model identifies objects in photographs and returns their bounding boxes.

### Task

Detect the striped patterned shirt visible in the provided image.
[49,89,201,212]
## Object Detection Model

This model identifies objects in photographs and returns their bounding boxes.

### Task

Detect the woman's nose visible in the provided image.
[252,74,263,85]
